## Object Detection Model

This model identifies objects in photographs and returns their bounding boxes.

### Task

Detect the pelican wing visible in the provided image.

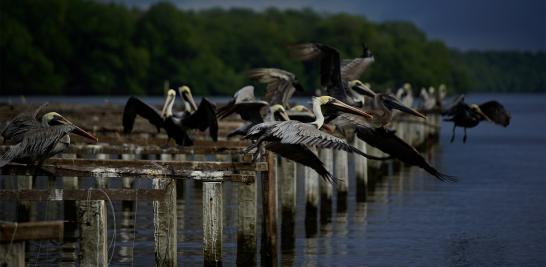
[340,57,374,81]
[1,103,48,144]
[441,94,465,116]
[122,97,163,134]
[182,98,218,141]
[479,100,511,127]
[265,143,335,183]
[291,43,344,97]
[270,120,386,160]
[217,86,267,123]
[356,126,456,182]
[0,125,76,167]
[247,68,297,107]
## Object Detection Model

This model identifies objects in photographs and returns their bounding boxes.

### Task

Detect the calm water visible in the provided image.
[1,93,545,266]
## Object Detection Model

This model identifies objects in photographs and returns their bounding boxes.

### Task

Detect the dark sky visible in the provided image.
[111,0,546,51]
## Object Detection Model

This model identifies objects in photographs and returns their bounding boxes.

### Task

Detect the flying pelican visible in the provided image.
[347,80,426,127]
[0,112,98,168]
[340,44,375,81]
[355,126,455,182]
[123,87,217,145]
[216,85,269,123]
[247,68,304,108]
[243,96,387,183]
[442,95,511,143]
[2,103,48,144]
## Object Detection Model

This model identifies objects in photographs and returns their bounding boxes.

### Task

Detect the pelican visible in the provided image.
[287,105,315,123]
[123,87,217,145]
[347,80,426,127]
[0,112,98,168]
[247,68,304,108]
[420,87,437,111]
[355,126,456,182]
[340,44,375,81]
[442,95,511,143]
[227,104,290,138]
[396,83,414,108]
[216,85,269,123]
[243,96,387,183]
[2,103,48,144]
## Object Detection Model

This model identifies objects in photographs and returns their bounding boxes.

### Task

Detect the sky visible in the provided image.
[109,0,546,52]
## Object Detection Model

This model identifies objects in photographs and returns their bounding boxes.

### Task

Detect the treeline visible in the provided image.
[1,0,544,96]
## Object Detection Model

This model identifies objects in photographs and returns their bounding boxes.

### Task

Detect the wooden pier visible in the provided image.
[0,104,441,266]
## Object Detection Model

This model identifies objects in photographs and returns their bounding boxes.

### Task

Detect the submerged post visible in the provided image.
[278,157,296,251]
[153,178,177,267]
[319,149,333,224]
[203,181,223,267]
[334,150,349,212]
[78,200,107,267]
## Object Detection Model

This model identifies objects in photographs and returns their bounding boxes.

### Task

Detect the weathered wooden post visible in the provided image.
[353,139,368,202]
[62,153,79,265]
[16,175,32,222]
[304,149,319,237]
[203,181,223,267]
[78,199,108,266]
[318,149,333,224]
[95,153,109,188]
[261,152,278,266]
[153,178,177,267]
[334,150,349,213]
[278,157,296,251]
[235,154,257,266]
[0,241,25,267]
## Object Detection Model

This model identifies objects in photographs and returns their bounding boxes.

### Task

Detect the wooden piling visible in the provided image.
[334,150,349,212]
[95,153,109,188]
[16,175,32,222]
[304,149,319,237]
[278,157,296,251]
[319,149,333,224]
[261,152,278,266]
[78,200,108,267]
[237,179,257,266]
[62,153,79,265]
[203,182,223,267]
[153,178,177,267]
[0,242,25,267]
[353,139,368,202]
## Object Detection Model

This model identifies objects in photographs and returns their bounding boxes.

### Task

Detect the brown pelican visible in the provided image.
[227,104,290,138]
[243,96,386,183]
[340,44,375,81]
[355,126,456,182]
[216,85,269,123]
[420,87,438,111]
[247,68,304,108]
[442,95,511,143]
[347,80,426,127]
[2,103,48,144]
[0,112,98,168]
[123,87,218,145]
[395,83,414,108]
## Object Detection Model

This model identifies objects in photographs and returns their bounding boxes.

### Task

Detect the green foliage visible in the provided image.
[0,0,544,95]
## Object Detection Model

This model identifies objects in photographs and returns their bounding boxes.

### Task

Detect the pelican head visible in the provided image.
[380,94,426,119]
[178,85,198,112]
[469,104,492,122]
[270,104,290,121]
[310,96,373,128]
[161,89,177,117]
[42,112,98,142]
[348,80,376,98]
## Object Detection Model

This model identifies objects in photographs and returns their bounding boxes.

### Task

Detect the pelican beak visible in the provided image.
[183,91,198,112]
[353,84,376,98]
[52,116,98,142]
[328,98,373,119]
[384,98,426,119]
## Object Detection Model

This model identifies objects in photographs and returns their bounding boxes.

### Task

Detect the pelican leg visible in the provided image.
[463,128,468,143]
[450,124,456,143]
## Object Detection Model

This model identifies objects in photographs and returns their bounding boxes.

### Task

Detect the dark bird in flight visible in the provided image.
[442,95,511,143]
[0,111,98,168]
[123,87,218,146]
[247,68,304,108]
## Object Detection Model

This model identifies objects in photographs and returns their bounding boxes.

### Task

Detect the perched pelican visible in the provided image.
[395,83,414,108]
[420,87,437,111]
[347,80,426,127]
[0,112,98,168]
[355,126,456,182]
[442,95,511,143]
[247,68,304,108]
[244,96,386,183]
[123,88,218,146]
[2,103,48,144]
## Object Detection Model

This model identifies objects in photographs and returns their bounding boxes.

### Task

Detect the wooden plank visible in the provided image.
[203,182,223,267]
[0,189,166,201]
[0,221,64,242]
[79,200,107,267]
[81,135,250,147]
[153,178,177,267]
